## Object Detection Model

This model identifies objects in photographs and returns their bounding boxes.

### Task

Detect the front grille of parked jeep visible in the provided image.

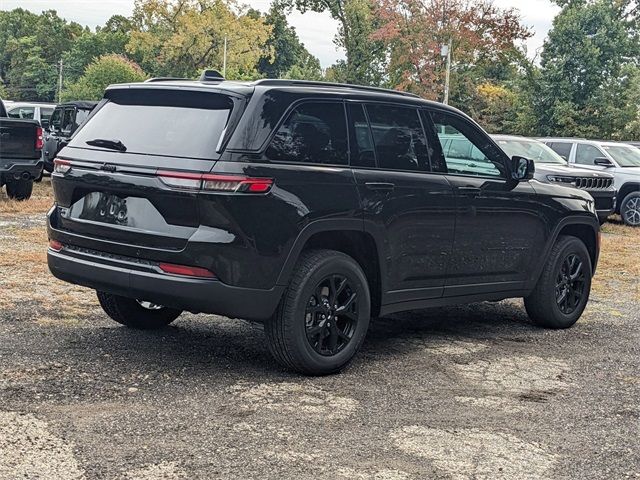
[574,177,613,190]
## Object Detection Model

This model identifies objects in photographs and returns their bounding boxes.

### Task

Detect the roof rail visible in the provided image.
[144,77,194,83]
[252,79,420,98]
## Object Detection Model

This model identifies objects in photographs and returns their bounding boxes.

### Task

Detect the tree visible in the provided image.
[62,54,147,101]
[126,0,272,79]
[280,0,386,85]
[373,0,531,102]
[534,0,640,139]
[257,4,322,79]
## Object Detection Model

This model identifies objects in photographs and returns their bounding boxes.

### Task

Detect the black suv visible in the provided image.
[47,77,600,375]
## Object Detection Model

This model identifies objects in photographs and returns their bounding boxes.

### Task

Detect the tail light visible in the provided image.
[49,240,63,252]
[53,159,71,174]
[159,262,215,279]
[157,171,273,193]
[35,127,44,150]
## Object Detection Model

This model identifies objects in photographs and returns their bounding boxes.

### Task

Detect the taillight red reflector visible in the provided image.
[35,127,44,150]
[53,158,72,174]
[159,262,215,279]
[157,170,273,193]
[49,240,63,252]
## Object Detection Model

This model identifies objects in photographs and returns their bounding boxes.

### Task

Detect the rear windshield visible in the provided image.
[70,89,233,160]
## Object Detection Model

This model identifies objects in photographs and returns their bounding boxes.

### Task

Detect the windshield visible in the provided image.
[495,138,566,164]
[70,90,233,160]
[602,145,640,167]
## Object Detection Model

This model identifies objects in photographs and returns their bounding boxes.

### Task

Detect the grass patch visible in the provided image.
[0,179,53,215]
[594,220,640,301]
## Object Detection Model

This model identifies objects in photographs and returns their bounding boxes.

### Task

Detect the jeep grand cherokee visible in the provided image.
[47,75,600,375]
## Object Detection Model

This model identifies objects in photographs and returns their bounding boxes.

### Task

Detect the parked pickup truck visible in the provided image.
[0,98,44,200]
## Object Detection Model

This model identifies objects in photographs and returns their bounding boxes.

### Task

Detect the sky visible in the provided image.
[0,0,560,67]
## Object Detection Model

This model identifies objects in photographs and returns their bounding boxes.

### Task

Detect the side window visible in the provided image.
[8,106,35,119]
[41,107,55,122]
[347,103,376,168]
[365,104,429,171]
[548,142,572,161]
[575,144,603,166]
[430,110,505,178]
[49,109,62,131]
[266,102,348,165]
[61,109,75,133]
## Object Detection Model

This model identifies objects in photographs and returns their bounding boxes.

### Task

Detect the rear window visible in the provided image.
[70,90,234,160]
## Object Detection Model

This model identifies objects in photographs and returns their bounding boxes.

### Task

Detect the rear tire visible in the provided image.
[620,191,640,226]
[97,291,182,329]
[265,249,371,376]
[524,236,592,329]
[5,179,33,201]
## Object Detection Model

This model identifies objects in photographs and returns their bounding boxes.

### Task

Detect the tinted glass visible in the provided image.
[575,144,603,165]
[365,104,428,171]
[348,103,376,168]
[431,111,504,178]
[266,102,348,165]
[8,106,35,119]
[548,142,573,160]
[74,109,91,129]
[61,109,75,132]
[71,92,233,159]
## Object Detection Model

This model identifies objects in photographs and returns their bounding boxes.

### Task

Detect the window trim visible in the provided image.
[345,99,434,174]
[261,98,351,168]
[426,106,509,181]
[575,142,614,167]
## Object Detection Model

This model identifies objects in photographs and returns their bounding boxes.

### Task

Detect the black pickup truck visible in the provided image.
[0,98,44,200]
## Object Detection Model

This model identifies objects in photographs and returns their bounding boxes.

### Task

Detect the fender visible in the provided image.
[524,214,599,292]
[274,218,389,291]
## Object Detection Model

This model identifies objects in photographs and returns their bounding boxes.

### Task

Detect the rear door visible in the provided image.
[50,87,241,255]
[349,102,455,303]
[427,108,546,296]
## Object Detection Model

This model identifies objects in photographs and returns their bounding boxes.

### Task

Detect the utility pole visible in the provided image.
[57,59,63,104]
[443,38,452,105]
[222,36,227,78]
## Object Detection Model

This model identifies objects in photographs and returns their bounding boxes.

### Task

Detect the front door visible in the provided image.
[427,108,546,296]
[348,102,455,303]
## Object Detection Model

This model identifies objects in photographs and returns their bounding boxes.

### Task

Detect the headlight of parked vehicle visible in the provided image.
[547,175,576,185]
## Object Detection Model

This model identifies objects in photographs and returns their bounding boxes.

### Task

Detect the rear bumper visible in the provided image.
[47,247,284,322]
[0,158,44,181]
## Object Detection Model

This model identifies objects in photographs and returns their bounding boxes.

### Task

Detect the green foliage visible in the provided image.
[534,0,640,139]
[62,54,147,101]
[258,4,322,80]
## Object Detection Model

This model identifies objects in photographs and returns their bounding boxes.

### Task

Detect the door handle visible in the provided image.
[365,182,395,191]
[457,186,481,196]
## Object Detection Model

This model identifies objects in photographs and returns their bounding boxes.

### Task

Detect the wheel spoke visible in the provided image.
[307,324,324,339]
[570,261,583,281]
[556,288,568,307]
[336,292,357,313]
[327,328,339,353]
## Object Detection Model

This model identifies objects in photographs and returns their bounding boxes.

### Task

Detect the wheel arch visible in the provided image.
[276,219,385,317]
[528,217,599,291]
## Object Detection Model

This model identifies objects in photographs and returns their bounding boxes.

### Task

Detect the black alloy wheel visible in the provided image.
[305,274,359,356]
[555,253,586,315]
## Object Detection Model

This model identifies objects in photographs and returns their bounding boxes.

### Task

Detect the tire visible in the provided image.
[96,291,182,329]
[524,235,592,329]
[5,179,33,201]
[620,191,640,226]
[265,249,371,376]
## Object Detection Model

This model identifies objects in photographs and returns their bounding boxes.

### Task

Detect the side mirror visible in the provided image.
[594,157,614,167]
[511,156,535,181]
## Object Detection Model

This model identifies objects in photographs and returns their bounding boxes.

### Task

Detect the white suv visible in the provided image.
[540,138,640,226]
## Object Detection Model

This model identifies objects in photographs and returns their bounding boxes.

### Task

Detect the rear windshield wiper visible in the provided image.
[86,138,127,152]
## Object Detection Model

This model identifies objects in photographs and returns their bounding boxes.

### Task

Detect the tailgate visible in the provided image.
[0,118,41,160]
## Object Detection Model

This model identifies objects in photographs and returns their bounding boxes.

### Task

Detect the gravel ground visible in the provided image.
[0,185,639,479]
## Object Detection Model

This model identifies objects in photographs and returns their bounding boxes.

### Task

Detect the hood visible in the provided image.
[535,163,614,178]
[617,166,640,176]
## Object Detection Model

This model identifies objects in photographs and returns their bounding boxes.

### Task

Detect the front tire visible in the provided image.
[524,236,592,329]
[620,191,640,226]
[265,249,371,375]
[97,291,182,329]
[5,179,33,201]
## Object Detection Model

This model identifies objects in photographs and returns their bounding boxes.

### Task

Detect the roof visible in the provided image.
[58,100,99,110]
[539,137,635,147]
[5,101,56,108]
[107,78,449,109]
[492,134,542,142]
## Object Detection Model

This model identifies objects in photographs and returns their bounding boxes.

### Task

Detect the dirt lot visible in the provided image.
[1,180,639,479]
